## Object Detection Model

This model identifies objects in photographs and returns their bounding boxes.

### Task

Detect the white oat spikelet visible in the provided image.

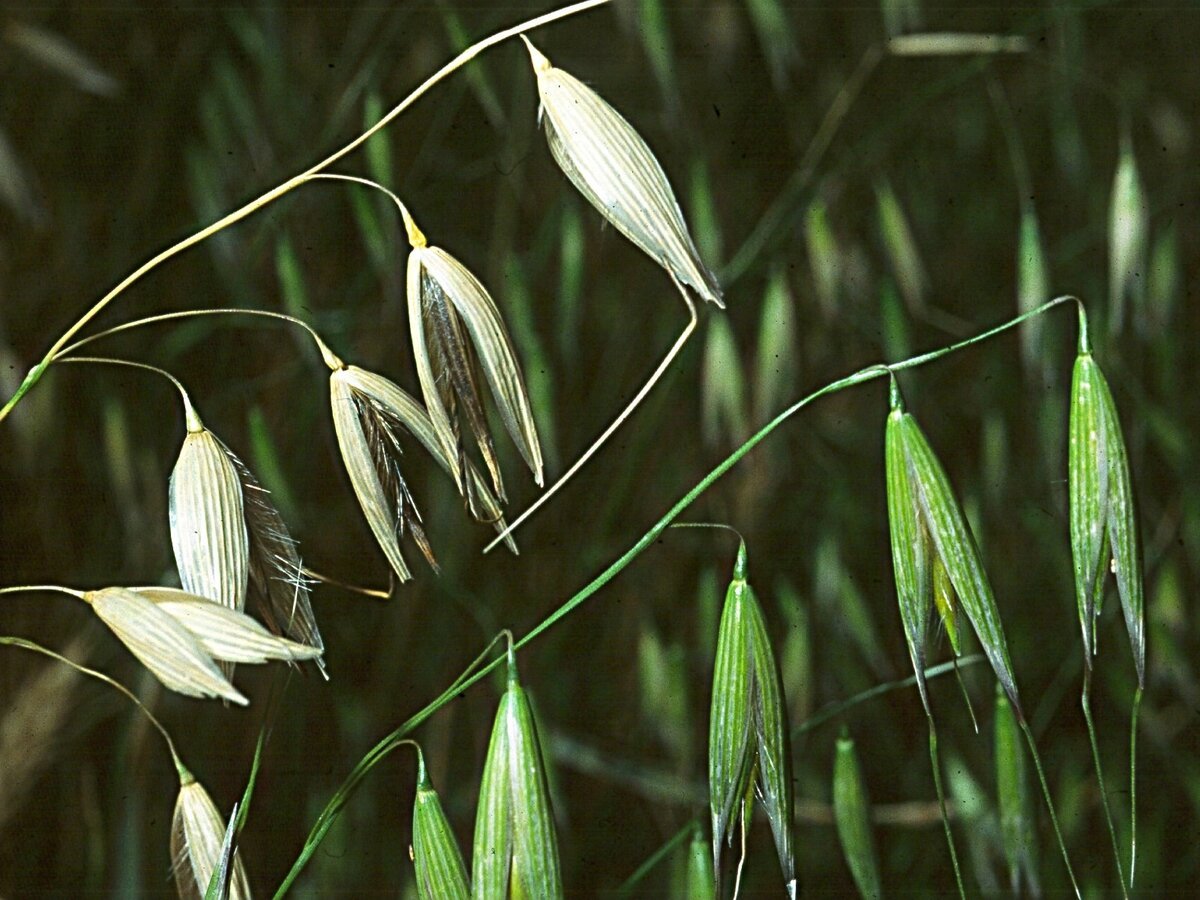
[402,212,544,499]
[169,402,248,615]
[169,400,324,671]
[84,586,321,705]
[329,361,518,583]
[171,772,252,900]
[522,36,724,307]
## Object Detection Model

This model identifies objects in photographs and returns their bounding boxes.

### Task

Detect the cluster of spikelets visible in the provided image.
[1,26,729,897]
[2,29,725,713]
[408,646,563,899]
[880,318,1143,896]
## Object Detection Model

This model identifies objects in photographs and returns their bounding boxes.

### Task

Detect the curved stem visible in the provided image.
[302,173,422,245]
[0,0,613,425]
[0,584,85,599]
[485,277,698,552]
[273,296,1084,893]
[669,522,746,544]
[1082,672,1129,896]
[927,717,967,899]
[272,629,510,897]
[55,308,342,371]
[53,356,199,428]
[1129,686,1142,886]
[0,635,184,773]
[1020,718,1082,898]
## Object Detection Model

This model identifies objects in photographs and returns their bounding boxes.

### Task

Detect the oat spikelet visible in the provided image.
[404,216,544,497]
[169,406,249,615]
[84,586,321,704]
[342,365,517,554]
[522,36,723,307]
[128,588,324,666]
[171,775,252,900]
[86,586,247,705]
[330,368,436,582]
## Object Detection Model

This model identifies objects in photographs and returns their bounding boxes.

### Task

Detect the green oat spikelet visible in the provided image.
[884,393,934,712]
[171,771,252,900]
[471,644,562,899]
[708,541,795,898]
[412,748,469,900]
[886,382,1023,717]
[833,731,883,899]
[1069,345,1144,684]
[521,36,723,307]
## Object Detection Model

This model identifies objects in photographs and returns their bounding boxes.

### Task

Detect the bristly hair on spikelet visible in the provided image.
[219,441,325,673]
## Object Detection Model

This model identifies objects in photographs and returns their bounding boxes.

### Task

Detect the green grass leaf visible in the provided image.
[833,732,882,899]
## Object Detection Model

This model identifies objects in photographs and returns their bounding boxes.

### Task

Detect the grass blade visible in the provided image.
[833,732,882,898]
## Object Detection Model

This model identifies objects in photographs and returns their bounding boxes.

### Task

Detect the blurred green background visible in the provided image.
[0,1,1195,895]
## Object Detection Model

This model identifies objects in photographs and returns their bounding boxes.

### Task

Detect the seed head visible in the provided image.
[1068,351,1143,685]
[85,586,321,704]
[885,388,1022,718]
[169,417,249,615]
[411,753,469,900]
[171,774,252,900]
[521,36,724,307]
[708,541,795,898]
[404,217,543,499]
[471,647,562,899]
[169,405,322,671]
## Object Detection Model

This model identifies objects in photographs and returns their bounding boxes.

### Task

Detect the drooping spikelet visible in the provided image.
[84,586,321,704]
[171,773,252,900]
[403,213,543,498]
[330,368,438,583]
[708,540,794,899]
[884,381,1023,718]
[169,401,323,670]
[169,406,248,615]
[522,36,723,307]
[330,362,517,582]
[411,748,469,900]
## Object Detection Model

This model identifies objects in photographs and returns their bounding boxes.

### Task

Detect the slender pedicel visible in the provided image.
[0,0,614,425]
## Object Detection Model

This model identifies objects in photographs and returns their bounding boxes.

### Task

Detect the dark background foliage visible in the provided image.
[0,1,1196,895]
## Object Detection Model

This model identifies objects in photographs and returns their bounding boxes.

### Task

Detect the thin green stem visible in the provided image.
[615,822,693,896]
[0,0,612,425]
[55,308,342,371]
[927,718,967,899]
[1082,673,1129,896]
[271,631,509,897]
[271,296,1084,894]
[1129,686,1142,886]
[1020,718,1082,899]
[795,655,983,738]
